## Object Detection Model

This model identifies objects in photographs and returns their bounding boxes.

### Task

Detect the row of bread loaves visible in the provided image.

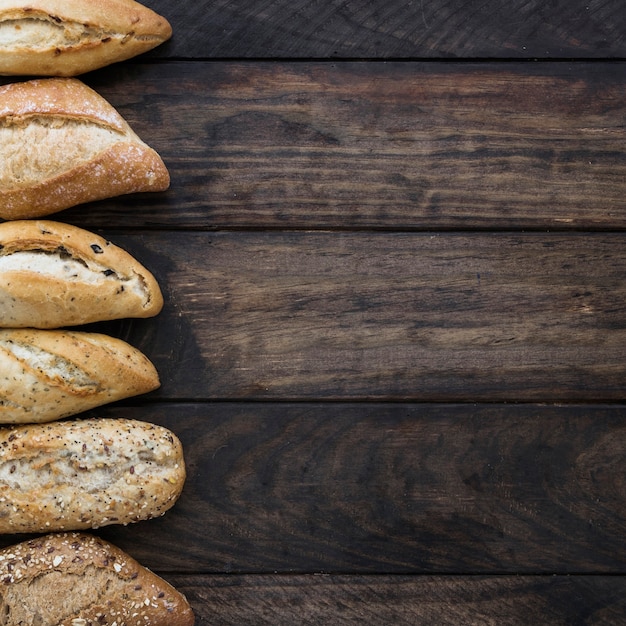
[0,1,195,623]
[0,217,168,422]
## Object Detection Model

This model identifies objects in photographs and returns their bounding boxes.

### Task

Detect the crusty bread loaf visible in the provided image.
[0,219,164,328]
[0,417,185,533]
[0,0,172,76]
[0,532,194,625]
[0,77,170,220]
[0,328,160,423]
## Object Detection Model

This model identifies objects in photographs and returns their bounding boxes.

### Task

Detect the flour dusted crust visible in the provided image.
[0,418,185,533]
[0,0,172,76]
[0,77,170,220]
[0,219,164,328]
[0,328,160,423]
[0,532,194,625]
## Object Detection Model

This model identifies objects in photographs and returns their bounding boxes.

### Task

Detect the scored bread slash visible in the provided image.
[0,77,170,220]
[0,418,186,533]
[0,532,194,625]
[0,219,164,328]
[0,328,160,423]
[0,0,172,76]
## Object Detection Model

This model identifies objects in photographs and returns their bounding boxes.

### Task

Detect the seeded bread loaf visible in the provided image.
[0,417,185,533]
[0,532,194,625]
[0,328,160,423]
[0,77,170,220]
[0,0,172,76]
[0,219,163,328]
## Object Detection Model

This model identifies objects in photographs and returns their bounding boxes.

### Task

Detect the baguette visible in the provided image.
[0,417,185,533]
[0,0,172,76]
[0,77,170,220]
[0,532,194,625]
[0,219,164,328]
[0,328,160,423]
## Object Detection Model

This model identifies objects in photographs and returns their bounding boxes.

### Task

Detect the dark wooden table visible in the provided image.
[4,1,626,623]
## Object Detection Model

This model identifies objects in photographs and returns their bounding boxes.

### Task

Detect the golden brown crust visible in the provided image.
[0,76,132,129]
[0,219,164,328]
[0,532,194,625]
[0,78,170,220]
[0,328,160,423]
[0,0,172,76]
[1,142,170,220]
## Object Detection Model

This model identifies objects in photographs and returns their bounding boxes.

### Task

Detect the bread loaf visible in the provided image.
[0,219,164,328]
[0,77,170,220]
[0,328,160,423]
[0,0,172,76]
[0,417,185,533]
[0,532,194,625]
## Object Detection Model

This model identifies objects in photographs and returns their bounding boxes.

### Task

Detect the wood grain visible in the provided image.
[143,0,626,59]
[15,402,620,575]
[82,230,626,402]
[38,61,625,231]
[171,574,626,625]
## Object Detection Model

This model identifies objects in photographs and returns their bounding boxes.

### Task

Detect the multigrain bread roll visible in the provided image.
[0,418,186,533]
[0,328,160,423]
[0,0,172,76]
[0,532,194,625]
[0,77,170,220]
[0,219,163,328]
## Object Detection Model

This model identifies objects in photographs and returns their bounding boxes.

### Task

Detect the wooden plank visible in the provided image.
[84,230,626,402]
[40,61,625,231]
[144,0,626,59]
[170,574,626,625]
[13,402,622,574]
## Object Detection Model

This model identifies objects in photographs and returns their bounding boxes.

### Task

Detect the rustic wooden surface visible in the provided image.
[2,0,626,623]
